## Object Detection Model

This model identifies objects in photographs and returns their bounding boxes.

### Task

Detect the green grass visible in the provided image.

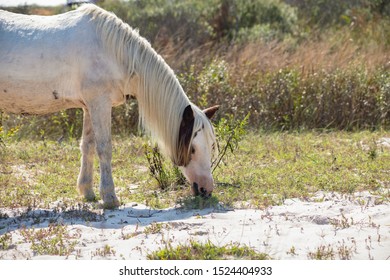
[0,131,389,209]
[213,131,390,208]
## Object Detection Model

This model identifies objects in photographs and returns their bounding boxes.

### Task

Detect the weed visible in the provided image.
[308,240,357,260]
[368,141,379,160]
[286,246,297,256]
[20,223,79,256]
[178,195,220,210]
[144,144,185,190]
[144,145,170,189]
[0,233,12,250]
[147,240,270,260]
[143,222,170,235]
[307,244,335,260]
[330,213,354,230]
[91,244,116,259]
[212,112,250,173]
[337,240,355,260]
[121,224,141,240]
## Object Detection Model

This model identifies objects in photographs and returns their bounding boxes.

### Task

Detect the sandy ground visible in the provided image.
[0,190,389,260]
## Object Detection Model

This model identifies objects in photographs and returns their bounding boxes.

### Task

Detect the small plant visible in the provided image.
[144,145,169,189]
[308,240,356,260]
[144,144,185,190]
[337,240,355,260]
[147,240,270,260]
[286,246,297,256]
[0,233,12,250]
[368,141,378,160]
[307,244,335,260]
[91,244,116,258]
[121,224,141,240]
[178,195,219,210]
[212,112,250,173]
[330,213,353,230]
[20,223,79,256]
[143,222,170,235]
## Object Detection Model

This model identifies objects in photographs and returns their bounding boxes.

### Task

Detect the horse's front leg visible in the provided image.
[87,97,120,208]
[77,108,96,201]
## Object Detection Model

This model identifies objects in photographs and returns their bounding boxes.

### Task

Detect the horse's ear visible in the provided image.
[203,105,220,119]
[182,105,194,124]
[177,105,195,166]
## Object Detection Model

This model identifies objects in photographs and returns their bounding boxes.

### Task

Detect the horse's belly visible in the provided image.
[0,80,82,114]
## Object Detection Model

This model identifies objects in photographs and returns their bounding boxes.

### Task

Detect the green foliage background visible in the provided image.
[1,0,389,138]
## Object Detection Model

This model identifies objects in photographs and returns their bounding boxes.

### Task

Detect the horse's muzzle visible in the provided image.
[192,182,211,198]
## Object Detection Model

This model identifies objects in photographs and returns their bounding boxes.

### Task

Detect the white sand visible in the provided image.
[0,190,389,260]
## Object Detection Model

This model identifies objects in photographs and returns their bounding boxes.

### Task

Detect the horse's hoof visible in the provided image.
[79,187,96,202]
[102,194,120,209]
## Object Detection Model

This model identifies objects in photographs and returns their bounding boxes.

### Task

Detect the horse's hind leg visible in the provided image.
[77,108,96,201]
[87,97,120,208]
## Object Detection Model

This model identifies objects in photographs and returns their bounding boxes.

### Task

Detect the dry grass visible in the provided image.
[226,35,389,74]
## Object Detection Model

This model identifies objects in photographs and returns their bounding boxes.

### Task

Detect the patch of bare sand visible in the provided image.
[0,190,389,260]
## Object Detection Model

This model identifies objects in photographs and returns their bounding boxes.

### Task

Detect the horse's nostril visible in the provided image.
[200,187,211,198]
[193,184,211,198]
[192,182,200,196]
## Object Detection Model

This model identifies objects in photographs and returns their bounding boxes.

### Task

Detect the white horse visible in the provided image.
[0,4,219,208]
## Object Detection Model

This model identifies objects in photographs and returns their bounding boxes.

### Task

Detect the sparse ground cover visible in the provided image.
[1,131,389,210]
[0,190,389,260]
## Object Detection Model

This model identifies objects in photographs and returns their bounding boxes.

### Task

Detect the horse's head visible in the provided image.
[177,104,219,197]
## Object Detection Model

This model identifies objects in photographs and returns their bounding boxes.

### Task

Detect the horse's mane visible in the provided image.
[78,4,215,165]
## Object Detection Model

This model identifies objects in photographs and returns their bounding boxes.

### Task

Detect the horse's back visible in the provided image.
[0,8,94,76]
[0,8,109,114]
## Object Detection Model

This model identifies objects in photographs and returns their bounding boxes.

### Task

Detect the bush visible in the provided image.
[180,58,390,131]
[233,0,298,42]
[100,0,218,48]
[99,0,298,46]
[289,0,390,28]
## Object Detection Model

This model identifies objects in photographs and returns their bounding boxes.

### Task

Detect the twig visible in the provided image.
[212,128,236,173]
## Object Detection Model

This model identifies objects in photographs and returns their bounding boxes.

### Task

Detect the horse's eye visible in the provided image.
[191,146,195,154]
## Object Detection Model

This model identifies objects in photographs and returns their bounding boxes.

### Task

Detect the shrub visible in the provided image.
[181,58,390,131]
[100,0,218,47]
[144,144,185,190]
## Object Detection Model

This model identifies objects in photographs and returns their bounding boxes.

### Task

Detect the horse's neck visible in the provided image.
[88,4,188,161]
[134,47,189,161]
